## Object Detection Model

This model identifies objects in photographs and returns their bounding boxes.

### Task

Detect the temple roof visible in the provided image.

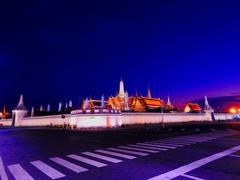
[140,97,165,108]
[14,95,27,111]
[186,103,201,111]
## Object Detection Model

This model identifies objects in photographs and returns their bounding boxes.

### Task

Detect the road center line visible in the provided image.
[148,145,240,180]
[0,156,8,180]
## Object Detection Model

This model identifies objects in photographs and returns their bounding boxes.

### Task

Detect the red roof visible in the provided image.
[186,103,201,111]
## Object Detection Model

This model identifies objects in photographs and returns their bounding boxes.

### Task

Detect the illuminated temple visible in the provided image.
[82,79,174,113]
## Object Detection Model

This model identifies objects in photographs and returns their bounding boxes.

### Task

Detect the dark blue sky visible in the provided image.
[0,0,240,110]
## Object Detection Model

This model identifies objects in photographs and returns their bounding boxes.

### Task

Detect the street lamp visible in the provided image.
[161,106,164,128]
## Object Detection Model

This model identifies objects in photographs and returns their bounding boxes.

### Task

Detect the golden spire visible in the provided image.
[147,86,152,98]
[119,79,125,97]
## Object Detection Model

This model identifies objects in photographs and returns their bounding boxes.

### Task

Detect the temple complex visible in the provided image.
[82,79,172,113]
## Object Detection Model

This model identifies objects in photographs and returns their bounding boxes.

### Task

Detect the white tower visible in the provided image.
[85,98,89,109]
[69,100,73,108]
[58,102,62,112]
[40,105,43,112]
[47,104,51,112]
[101,95,105,108]
[31,107,34,117]
[12,94,28,127]
[119,79,125,98]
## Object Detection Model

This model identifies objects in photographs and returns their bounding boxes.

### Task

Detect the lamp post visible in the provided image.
[161,106,164,128]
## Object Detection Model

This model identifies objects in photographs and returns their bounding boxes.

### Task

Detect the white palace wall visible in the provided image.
[0,112,235,128]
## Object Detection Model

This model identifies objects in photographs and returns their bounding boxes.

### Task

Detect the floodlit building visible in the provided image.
[107,79,167,112]
[184,103,202,113]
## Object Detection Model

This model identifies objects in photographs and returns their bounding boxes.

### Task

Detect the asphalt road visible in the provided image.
[0,125,239,180]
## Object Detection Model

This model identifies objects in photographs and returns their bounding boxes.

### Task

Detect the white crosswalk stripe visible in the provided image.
[30,160,65,179]
[148,142,184,147]
[8,164,34,180]
[128,144,168,151]
[82,152,122,163]
[0,156,8,180]
[67,154,107,167]
[4,131,236,180]
[155,140,193,145]
[107,147,149,156]
[162,139,198,143]
[118,146,159,153]
[137,143,177,149]
[50,157,88,173]
[95,150,136,159]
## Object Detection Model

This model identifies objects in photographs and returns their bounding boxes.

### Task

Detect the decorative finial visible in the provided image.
[147,86,152,98]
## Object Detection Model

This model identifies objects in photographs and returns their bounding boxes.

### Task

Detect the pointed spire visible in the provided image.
[65,102,68,109]
[14,94,27,111]
[18,94,24,106]
[3,105,6,114]
[135,90,139,97]
[147,86,152,98]
[119,79,125,97]
[204,96,212,110]
[167,96,172,106]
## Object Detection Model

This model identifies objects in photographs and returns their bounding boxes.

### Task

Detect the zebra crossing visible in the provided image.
[1,130,237,180]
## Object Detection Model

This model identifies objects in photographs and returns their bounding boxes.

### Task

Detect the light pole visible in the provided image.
[161,106,164,128]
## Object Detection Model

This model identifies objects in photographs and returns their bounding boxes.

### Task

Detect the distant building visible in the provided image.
[184,103,202,113]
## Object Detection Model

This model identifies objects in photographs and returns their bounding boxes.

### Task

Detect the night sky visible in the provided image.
[0,1,240,110]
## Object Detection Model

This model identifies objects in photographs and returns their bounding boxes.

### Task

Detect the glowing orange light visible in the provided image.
[229,108,237,114]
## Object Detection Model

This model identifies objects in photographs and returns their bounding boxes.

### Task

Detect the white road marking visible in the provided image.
[82,152,122,163]
[148,142,184,147]
[128,144,168,151]
[0,156,8,180]
[181,174,205,180]
[30,160,65,179]
[8,164,34,180]
[137,143,177,149]
[153,140,192,145]
[118,146,159,153]
[229,154,240,158]
[107,148,149,156]
[67,154,107,167]
[95,150,136,159]
[148,145,240,180]
[50,157,88,173]
[161,139,198,143]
